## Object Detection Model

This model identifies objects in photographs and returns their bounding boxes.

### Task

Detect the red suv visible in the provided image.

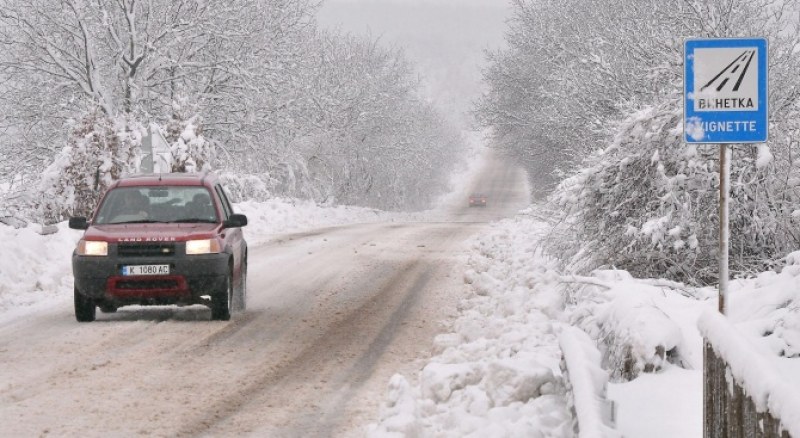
[69,172,248,322]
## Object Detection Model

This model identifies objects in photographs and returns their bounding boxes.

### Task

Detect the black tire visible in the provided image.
[211,272,232,321]
[234,259,247,312]
[74,287,96,322]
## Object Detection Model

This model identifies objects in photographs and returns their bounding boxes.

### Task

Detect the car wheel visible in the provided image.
[211,271,232,321]
[74,286,96,322]
[234,259,247,312]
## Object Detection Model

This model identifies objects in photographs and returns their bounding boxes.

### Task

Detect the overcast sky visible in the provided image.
[316,0,512,127]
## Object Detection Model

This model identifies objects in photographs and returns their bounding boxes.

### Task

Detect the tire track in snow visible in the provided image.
[176,261,422,437]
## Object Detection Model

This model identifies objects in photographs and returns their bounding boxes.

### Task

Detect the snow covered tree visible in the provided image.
[1,0,467,216]
[477,0,800,196]
[480,0,800,282]
[164,101,213,173]
[39,110,142,223]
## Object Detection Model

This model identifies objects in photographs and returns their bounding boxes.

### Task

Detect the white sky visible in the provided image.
[316,0,512,127]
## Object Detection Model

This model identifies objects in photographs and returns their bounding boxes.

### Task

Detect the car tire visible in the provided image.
[74,287,96,322]
[234,259,247,312]
[211,271,232,321]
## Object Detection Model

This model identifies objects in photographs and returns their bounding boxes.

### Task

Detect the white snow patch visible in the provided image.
[756,144,774,168]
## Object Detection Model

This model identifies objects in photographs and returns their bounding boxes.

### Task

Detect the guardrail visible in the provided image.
[559,326,619,438]
[699,310,800,438]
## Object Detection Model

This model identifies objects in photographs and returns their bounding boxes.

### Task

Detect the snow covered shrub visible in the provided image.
[217,172,274,203]
[165,103,214,173]
[550,99,800,284]
[38,110,142,223]
[562,270,692,382]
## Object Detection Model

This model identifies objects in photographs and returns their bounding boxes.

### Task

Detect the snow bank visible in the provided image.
[371,213,574,437]
[0,222,80,319]
[726,252,800,359]
[370,202,800,437]
[370,207,713,437]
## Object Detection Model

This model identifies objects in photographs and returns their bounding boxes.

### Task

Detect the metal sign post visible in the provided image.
[684,38,768,314]
[718,145,730,313]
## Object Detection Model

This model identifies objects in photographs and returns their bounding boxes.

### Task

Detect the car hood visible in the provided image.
[83,223,220,243]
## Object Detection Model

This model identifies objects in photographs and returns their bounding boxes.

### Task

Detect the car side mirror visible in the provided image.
[223,213,248,228]
[69,217,89,230]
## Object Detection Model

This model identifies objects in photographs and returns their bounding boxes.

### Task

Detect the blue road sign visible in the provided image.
[684,38,768,143]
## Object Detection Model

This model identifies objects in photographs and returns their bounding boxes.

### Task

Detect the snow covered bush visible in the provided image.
[164,102,214,173]
[477,0,800,200]
[549,99,800,284]
[217,172,274,203]
[479,0,800,283]
[564,269,691,381]
[727,251,800,359]
[38,110,142,223]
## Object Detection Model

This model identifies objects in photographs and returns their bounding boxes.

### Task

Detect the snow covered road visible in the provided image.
[0,154,530,437]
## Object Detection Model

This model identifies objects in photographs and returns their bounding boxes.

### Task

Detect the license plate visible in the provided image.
[121,265,170,276]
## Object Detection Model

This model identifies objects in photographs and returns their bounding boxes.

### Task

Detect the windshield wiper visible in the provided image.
[169,219,217,223]
[108,219,167,224]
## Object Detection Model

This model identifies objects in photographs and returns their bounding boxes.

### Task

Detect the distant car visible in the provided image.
[469,193,487,207]
[68,172,248,322]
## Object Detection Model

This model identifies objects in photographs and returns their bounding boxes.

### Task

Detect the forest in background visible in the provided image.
[0,0,465,223]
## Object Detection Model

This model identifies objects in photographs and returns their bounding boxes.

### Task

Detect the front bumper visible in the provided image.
[73,245,229,304]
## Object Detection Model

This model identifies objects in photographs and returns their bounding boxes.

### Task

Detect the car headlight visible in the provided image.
[77,240,108,256]
[186,239,221,255]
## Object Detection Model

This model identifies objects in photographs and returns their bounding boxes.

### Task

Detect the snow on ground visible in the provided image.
[371,205,800,437]
[370,214,574,437]
[6,138,800,436]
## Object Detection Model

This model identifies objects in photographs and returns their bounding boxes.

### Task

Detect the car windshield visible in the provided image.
[94,186,218,225]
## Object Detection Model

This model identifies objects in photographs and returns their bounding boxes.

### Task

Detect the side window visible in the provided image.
[214,185,233,220]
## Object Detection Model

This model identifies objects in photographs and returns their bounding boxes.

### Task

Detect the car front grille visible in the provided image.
[117,243,176,257]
